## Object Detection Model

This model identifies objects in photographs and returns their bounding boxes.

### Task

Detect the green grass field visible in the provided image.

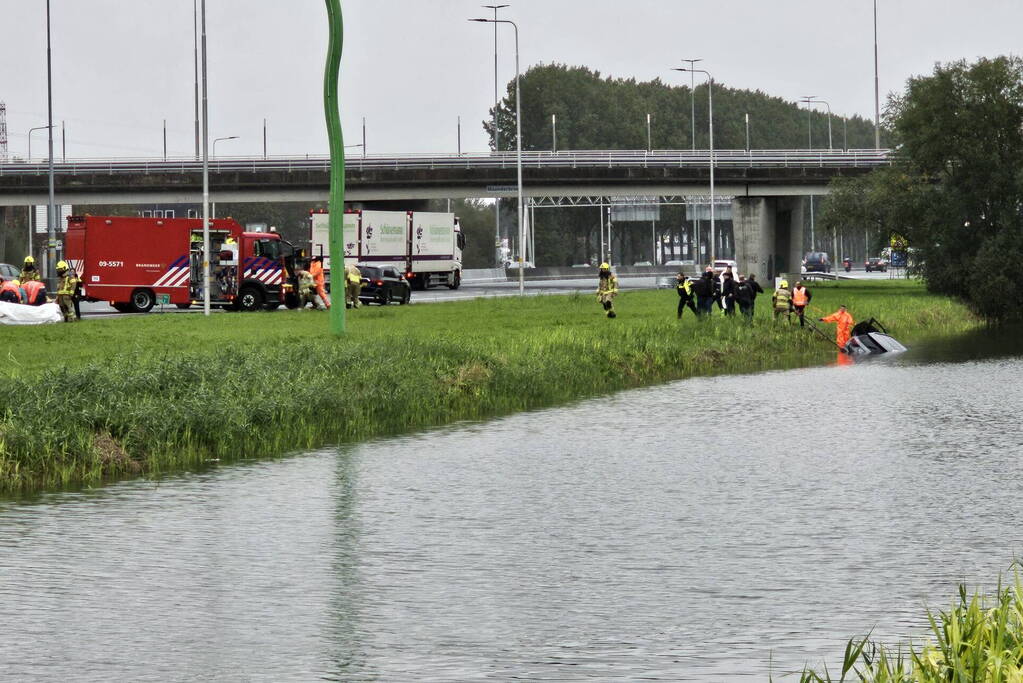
[0,280,980,491]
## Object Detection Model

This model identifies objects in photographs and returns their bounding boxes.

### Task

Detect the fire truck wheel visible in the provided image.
[237,286,264,312]
[447,271,461,290]
[130,289,155,314]
[284,292,301,309]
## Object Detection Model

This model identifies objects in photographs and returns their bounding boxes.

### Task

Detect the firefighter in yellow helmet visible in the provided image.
[56,261,80,322]
[595,262,618,318]
[344,263,363,309]
[772,279,792,322]
[19,255,41,283]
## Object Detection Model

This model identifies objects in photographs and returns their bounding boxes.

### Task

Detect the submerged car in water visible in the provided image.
[844,318,907,356]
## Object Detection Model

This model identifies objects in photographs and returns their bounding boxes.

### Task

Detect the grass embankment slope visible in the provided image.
[0,280,978,491]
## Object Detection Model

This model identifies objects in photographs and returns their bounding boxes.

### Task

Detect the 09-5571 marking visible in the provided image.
[97,260,124,267]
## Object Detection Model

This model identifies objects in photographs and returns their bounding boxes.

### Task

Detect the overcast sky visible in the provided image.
[2,0,1021,160]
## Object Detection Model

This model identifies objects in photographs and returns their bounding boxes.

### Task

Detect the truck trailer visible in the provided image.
[65,215,299,312]
[309,209,464,290]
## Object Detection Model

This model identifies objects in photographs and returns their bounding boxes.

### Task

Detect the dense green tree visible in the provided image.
[821,56,1023,320]
[485,64,879,152]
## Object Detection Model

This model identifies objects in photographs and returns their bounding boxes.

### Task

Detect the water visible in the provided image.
[2,334,1023,681]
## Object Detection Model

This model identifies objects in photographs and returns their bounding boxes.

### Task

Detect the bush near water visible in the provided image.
[0,281,977,491]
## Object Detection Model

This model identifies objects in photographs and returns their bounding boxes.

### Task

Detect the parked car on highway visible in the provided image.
[505,260,535,269]
[358,264,411,305]
[803,252,832,273]
[865,257,887,272]
[0,263,19,281]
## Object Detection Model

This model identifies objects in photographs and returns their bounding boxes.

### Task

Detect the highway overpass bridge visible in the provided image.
[0,148,892,283]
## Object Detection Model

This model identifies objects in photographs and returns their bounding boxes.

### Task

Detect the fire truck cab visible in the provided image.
[65,215,298,313]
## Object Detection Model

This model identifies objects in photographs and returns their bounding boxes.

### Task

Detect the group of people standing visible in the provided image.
[0,256,80,322]
[675,266,765,320]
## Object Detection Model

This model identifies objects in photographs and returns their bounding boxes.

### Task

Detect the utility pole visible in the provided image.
[873,0,881,149]
[483,4,509,267]
[201,0,211,316]
[193,0,200,160]
[263,118,267,159]
[46,0,57,289]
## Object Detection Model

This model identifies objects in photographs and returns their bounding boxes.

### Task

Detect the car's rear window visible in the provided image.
[358,266,380,278]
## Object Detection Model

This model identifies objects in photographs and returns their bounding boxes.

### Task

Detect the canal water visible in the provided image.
[2,332,1022,681]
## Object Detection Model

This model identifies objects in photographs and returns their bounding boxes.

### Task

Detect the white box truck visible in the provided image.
[309,209,464,289]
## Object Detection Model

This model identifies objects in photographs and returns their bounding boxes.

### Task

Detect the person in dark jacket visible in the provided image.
[692,269,715,315]
[720,272,736,316]
[675,273,698,319]
[734,275,755,319]
[747,274,764,316]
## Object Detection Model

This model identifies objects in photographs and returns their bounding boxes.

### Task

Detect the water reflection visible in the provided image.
[2,344,1023,680]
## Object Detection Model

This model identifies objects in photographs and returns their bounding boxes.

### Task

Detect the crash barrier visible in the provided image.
[462,266,686,283]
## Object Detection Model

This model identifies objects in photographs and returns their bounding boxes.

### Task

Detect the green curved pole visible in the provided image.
[324,0,346,335]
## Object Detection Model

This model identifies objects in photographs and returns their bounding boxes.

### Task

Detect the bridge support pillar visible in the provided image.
[731,196,805,285]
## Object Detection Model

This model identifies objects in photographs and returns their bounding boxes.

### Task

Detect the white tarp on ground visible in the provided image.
[0,302,64,325]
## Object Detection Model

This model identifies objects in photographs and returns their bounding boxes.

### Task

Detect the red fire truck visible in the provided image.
[65,215,297,313]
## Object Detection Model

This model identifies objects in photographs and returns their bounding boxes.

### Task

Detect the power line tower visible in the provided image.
[0,102,8,161]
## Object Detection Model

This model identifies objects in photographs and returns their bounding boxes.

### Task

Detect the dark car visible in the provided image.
[358,264,411,305]
[865,257,887,272]
[803,252,831,273]
[0,263,20,281]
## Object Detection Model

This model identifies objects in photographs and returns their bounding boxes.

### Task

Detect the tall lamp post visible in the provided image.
[211,136,239,219]
[213,135,239,158]
[45,0,56,289]
[200,0,210,316]
[472,16,524,295]
[808,97,833,150]
[483,4,509,267]
[681,58,701,150]
[27,125,53,163]
[674,66,715,264]
[873,0,881,149]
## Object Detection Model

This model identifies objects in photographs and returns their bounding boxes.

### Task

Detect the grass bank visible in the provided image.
[0,280,979,492]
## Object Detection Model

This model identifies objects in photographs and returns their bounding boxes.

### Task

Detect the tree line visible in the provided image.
[820,56,1023,320]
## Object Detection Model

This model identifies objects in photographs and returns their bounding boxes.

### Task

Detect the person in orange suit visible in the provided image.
[309,256,331,309]
[820,305,855,349]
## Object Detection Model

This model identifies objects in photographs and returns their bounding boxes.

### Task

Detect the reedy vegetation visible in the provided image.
[0,281,976,492]
[800,572,1023,682]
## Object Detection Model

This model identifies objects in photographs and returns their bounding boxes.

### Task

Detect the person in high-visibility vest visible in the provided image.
[675,273,697,319]
[0,277,23,303]
[772,279,792,322]
[596,262,618,318]
[820,305,855,349]
[19,256,40,283]
[22,278,47,306]
[309,256,331,309]
[791,281,812,327]
[56,261,80,321]
[344,263,363,309]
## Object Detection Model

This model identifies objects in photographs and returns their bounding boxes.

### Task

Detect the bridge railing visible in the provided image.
[0,149,894,176]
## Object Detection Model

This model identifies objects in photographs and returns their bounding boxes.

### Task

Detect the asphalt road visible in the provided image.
[77,269,898,318]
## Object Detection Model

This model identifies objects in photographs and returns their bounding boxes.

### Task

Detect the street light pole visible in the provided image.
[745,112,750,151]
[472,16,524,294]
[551,113,556,152]
[674,66,715,263]
[28,125,53,162]
[801,96,815,150]
[201,0,210,316]
[681,58,701,150]
[646,113,652,152]
[809,97,833,150]
[873,0,881,149]
[483,4,509,267]
[46,0,56,289]
[212,135,239,158]
[193,0,200,160]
